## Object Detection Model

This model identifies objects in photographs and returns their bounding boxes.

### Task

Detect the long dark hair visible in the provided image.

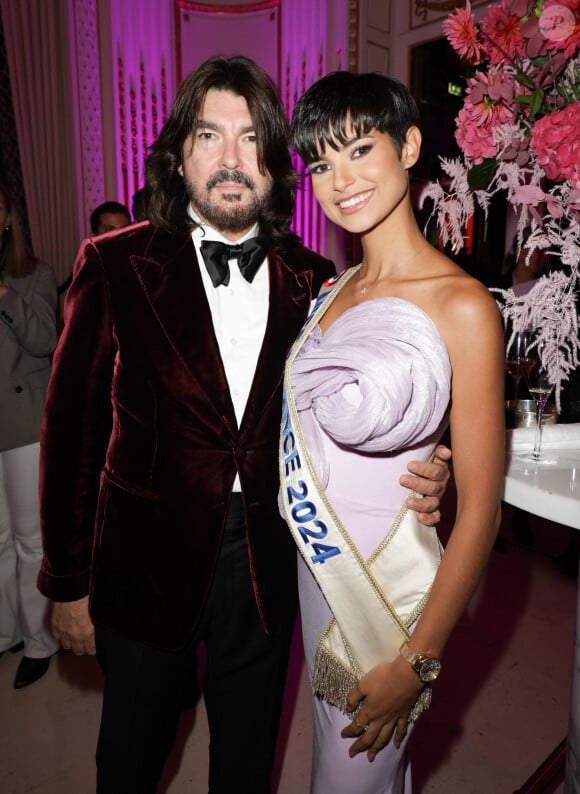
[0,182,36,279]
[145,56,299,252]
[291,71,420,165]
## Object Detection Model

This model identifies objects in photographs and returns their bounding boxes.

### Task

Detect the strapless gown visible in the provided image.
[289,296,451,794]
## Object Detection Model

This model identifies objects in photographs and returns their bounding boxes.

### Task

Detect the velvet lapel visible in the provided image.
[240,252,312,436]
[129,228,236,431]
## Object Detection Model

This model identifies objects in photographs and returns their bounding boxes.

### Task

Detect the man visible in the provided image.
[57,201,132,311]
[38,56,450,793]
[89,200,132,236]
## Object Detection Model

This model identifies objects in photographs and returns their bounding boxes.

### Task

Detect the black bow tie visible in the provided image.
[200,237,270,287]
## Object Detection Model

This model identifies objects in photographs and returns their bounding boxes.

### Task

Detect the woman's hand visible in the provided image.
[341,656,424,762]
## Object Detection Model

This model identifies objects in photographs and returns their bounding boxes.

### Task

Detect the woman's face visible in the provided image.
[305,123,419,236]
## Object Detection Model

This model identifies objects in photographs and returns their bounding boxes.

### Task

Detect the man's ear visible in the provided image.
[402,126,422,170]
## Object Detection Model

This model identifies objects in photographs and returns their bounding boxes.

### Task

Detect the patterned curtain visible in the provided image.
[0,0,84,283]
[0,12,32,253]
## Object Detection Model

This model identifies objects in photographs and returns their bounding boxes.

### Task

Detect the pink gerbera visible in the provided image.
[480,0,526,64]
[443,0,481,63]
[455,71,515,163]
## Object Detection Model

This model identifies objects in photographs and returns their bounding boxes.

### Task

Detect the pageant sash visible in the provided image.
[280,267,441,719]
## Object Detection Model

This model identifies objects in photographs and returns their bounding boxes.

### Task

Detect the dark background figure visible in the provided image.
[57,200,132,329]
[131,188,147,223]
[89,200,131,236]
[0,181,60,689]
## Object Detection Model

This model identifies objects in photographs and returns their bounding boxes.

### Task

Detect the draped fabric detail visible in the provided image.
[291,298,451,487]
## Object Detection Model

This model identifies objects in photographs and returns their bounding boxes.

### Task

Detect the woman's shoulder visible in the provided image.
[407,250,502,356]
[422,250,498,317]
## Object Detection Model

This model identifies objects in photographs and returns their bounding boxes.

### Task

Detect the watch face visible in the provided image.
[419,658,441,682]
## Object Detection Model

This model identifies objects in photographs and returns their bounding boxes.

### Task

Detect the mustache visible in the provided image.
[207,170,254,190]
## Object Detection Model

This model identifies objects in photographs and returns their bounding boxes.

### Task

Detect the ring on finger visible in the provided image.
[355,718,369,732]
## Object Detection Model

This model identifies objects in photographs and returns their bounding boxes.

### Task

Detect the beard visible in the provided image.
[185,169,271,234]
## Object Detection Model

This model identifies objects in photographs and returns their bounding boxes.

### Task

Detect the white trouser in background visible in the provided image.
[0,443,59,657]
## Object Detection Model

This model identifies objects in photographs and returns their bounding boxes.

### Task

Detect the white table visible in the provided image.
[503,424,580,793]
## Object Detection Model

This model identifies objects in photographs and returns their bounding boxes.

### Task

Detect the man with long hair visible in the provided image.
[38,56,449,792]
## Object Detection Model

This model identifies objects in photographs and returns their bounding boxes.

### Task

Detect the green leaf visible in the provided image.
[513,72,536,90]
[529,88,545,118]
[467,159,497,189]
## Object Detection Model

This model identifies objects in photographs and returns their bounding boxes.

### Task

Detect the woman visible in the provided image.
[280,72,504,792]
[0,183,59,687]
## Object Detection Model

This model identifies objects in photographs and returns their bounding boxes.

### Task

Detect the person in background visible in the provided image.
[38,57,451,793]
[284,71,504,793]
[131,188,147,223]
[89,200,131,236]
[0,181,60,688]
[57,200,132,327]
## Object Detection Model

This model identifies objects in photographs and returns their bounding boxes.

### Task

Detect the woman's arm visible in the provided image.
[0,264,57,356]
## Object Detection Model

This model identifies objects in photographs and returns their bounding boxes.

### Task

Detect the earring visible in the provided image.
[4,225,10,232]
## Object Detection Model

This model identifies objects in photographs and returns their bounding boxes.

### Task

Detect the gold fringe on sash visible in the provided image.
[312,623,433,723]
[312,641,360,715]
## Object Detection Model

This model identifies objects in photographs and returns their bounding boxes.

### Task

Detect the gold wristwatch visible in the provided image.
[400,641,442,683]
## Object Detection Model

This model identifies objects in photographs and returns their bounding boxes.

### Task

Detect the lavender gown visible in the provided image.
[290,297,451,794]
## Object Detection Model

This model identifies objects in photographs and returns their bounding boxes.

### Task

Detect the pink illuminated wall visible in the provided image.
[97,1,174,211]
[90,0,352,255]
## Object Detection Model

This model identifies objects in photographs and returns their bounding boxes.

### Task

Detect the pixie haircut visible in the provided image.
[291,71,420,165]
[146,55,298,250]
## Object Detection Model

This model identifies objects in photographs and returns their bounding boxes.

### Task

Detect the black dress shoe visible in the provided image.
[13,655,52,689]
[0,641,24,660]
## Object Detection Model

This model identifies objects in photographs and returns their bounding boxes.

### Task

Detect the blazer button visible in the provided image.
[15,386,23,393]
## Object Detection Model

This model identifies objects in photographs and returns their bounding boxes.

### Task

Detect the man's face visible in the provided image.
[178,89,273,242]
[93,212,130,236]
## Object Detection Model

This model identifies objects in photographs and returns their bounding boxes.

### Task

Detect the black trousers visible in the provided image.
[95,495,295,794]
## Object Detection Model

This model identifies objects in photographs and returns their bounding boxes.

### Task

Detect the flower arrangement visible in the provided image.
[421,0,580,404]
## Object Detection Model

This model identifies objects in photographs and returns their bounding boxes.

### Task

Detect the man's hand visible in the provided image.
[51,596,96,655]
[400,444,452,526]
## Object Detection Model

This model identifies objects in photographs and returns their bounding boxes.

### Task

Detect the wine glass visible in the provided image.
[505,327,529,400]
[523,335,557,463]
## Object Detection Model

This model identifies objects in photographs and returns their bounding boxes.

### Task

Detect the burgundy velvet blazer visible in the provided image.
[38,222,335,651]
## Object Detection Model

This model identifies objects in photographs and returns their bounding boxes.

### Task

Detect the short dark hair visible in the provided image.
[145,56,299,251]
[131,188,147,222]
[291,71,420,165]
[90,201,131,234]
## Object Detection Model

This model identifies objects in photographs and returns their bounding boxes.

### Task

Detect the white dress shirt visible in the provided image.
[190,210,269,491]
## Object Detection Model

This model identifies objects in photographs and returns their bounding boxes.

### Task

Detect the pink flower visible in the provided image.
[513,184,546,205]
[530,101,580,188]
[454,69,515,163]
[442,0,481,62]
[468,67,515,106]
[540,0,580,58]
[480,0,526,64]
